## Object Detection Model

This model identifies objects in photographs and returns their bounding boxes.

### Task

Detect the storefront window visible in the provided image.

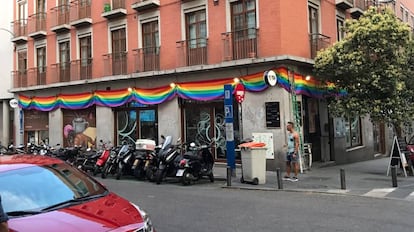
[345,116,362,148]
[182,100,239,160]
[115,103,158,145]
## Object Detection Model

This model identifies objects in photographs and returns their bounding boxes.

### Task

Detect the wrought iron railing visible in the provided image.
[176,38,208,67]
[70,0,91,21]
[222,28,258,61]
[309,33,331,59]
[51,63,71,83]
[28,67,47,86]
[28,12,46,34]
[12,70,27,88]
[103,52,128,76]
[51,4,70,27]
[71,59,93,80]
[11,19,27,37]
[133,47,160,72]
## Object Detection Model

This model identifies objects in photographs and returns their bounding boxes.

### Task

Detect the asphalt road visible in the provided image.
[98,177,414,232]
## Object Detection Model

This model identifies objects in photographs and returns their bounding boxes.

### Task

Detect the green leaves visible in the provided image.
[314,7,414,129]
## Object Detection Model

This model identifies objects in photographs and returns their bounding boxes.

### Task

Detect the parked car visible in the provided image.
[0,155,155,232]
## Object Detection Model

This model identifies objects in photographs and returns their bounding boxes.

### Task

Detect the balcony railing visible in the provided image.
[28,12,47,38]
[176,39,208,67]
[102,0,127,19]
[11,19,28,38]
[51,63,71,83]
[133,47,160,72]
[310,33,331,59]
[222,28,258,61]
[71,59,93,80]
[70,0,92,27]
[103,52,128,76]
[12,70,27,88]
[51,4,71,33]
[28,67,47,86]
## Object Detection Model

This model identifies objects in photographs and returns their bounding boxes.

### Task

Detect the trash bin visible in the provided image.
[240,146,267,185]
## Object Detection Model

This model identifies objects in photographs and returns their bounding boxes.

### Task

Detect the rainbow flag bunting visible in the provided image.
[18,67,340,111]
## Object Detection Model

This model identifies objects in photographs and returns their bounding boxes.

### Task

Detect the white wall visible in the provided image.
[0,0,13,99]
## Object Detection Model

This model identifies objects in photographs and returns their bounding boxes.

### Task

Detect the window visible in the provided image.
[18,0,27,20]
[79,36,92,79]
[308,4,319,35]
[336,17,345,41]
[230,0,257,59]
[37,0,46,13]
[36,46,46,73]
[111,27,127,75]
[59,41,70,81]
[18,51,27,73]
[142,21,159,71]
[186,10,206,49]
[185,9,207,65]
[345,117,362,148]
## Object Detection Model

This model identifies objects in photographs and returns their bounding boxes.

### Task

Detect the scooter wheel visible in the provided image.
[155,170,163,185]
[181,170,191,186]
[240,176,245,183]
[209,173,215,183]
[93,166,100,176]
[252,178,259,185]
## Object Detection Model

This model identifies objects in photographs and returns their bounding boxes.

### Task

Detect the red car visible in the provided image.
[0,155,155,232]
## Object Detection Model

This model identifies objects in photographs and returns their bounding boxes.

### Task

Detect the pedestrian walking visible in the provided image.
[0,195,8,232]
[283,121,300,182]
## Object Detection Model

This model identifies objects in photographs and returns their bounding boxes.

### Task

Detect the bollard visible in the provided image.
[226,166,232,187]
[340,168,346,190]
[276,168,283,189]
[391,165,398,187]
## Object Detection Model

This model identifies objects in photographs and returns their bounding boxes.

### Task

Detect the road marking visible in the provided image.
[404,191,414,201]
[327,189,350,194]
[363,188,396,198]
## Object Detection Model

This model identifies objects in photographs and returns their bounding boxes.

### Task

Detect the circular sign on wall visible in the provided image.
[9,99,19,108]
[264,70,277,87]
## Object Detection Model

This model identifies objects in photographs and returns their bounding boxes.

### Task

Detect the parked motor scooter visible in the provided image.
[76,147,100,172]
[177,141,215,185]
[132,139,156,180]
[155,136,182,184]
[93,140,112,176]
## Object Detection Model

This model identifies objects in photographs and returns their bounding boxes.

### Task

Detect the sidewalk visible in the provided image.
[214,156,414,194]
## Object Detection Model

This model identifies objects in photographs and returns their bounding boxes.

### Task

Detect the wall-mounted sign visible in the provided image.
[264,70,277,87]
[265,102,281,128]
[9,99,18,108]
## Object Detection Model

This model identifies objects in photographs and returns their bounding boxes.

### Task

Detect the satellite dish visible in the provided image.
[264,70,277,87]
[9,99,18,108]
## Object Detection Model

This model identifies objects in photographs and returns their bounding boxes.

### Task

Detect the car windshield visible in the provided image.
[0,162,107,214]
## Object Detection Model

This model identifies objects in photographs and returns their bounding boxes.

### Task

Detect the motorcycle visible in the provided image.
[101,141,134,180]
[155,136,182,184]
[177,141,215,185]
[76,147,100,172]
[93,140,112,176]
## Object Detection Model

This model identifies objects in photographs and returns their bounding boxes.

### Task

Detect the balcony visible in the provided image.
[71,59,93,80]
[51,62,71,83]
[51,4,71,33]
[11,19,28,44]
[176,39,208,67]
[28,67,47,86]
[28,12,47,39]
[70,0,92,28]
[103,52,128,76]
[350,0,369,18]
[133,47,160,72]
[336,0,353,10]
[222,28,258,61]
[310,33,331,59]
[102,0,127,19]
[12,70,27,88]
[131,0,160,12]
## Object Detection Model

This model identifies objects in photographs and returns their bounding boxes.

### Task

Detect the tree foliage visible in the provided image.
[314,7,414,133]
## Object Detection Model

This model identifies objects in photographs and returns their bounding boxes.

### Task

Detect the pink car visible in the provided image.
[0,155,155,232]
